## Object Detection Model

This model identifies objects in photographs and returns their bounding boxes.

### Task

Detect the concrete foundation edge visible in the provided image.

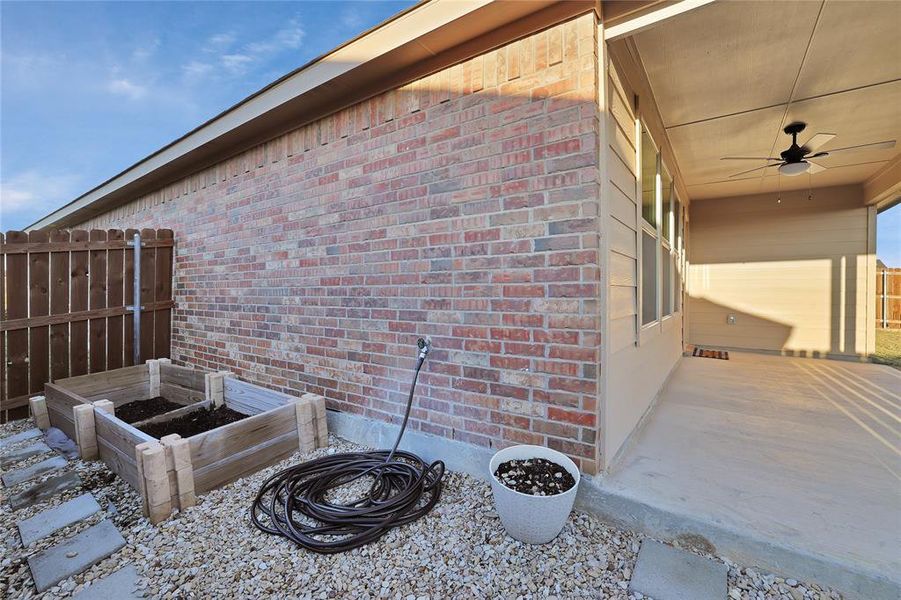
[328,409,898,600]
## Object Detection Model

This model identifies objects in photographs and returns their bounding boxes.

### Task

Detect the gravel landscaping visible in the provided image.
[1,418,842,599]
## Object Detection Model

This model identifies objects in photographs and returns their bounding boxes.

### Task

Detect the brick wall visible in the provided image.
[81,14,603,473]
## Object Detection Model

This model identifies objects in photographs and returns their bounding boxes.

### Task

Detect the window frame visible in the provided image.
[636,119,684,344]
[637,121,660,331]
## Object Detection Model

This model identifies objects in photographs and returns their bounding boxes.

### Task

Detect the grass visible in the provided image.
[872,328,901,367]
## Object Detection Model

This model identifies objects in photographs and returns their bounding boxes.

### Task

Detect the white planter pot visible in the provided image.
[488,444,581,544]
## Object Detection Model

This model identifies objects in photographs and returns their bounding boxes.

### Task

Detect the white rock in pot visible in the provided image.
[489,444,580,544]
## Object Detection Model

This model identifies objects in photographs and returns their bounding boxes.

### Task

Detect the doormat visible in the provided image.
[692,347,729,360]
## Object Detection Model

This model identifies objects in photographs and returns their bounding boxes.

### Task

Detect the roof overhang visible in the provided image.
[30,0,598,230]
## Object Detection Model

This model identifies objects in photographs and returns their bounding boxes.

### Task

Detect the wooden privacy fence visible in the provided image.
[877,267,901,329]
[1,228,175,421]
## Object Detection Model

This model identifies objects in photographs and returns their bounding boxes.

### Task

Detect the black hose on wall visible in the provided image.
[250,339,445,554]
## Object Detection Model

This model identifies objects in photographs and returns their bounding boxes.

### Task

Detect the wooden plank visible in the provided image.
[160,364,205,391]
[0,238,174,254]
[123,229,137,367]
[83,383,151,405]
[224,378,297,415]
[6,231,30,404]
[1,300,176,332]
[95,408,155,454]
[70,230,89,377]
[89,230,108,373]
[132,400,210,430]
[44,383,88,440]
[107,229,125,370]
[189,404,296,470]
[49,230,70,381]
[160,382,205,405]
[28,230,51,396]
[56,364,149,397]
[193,431,298,495]
[154,229,173,358]
[139,229,156,362]
[97,437,140,490]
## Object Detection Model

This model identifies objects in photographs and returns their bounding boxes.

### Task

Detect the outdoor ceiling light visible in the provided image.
[778,161,809,176]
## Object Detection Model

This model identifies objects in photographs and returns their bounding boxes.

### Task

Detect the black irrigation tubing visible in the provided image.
[250,339,445,554]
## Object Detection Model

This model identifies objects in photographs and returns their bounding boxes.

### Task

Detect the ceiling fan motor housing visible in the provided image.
[781,122,809,163]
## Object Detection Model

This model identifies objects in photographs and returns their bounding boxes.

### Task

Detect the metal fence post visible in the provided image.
[130,232,142,364]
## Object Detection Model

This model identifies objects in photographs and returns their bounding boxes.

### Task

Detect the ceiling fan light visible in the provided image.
[779,162,809,176]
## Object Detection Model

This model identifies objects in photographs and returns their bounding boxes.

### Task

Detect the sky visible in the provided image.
[1,1,899,267]
[0,0,413,231]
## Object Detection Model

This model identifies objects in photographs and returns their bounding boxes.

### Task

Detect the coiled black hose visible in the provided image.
[250,339,445,554]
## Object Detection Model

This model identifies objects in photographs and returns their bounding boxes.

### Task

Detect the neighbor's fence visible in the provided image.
[876,267,901,329]
[1,228,174,421]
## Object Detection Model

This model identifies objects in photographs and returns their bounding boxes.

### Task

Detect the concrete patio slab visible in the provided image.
[9,471,81,511]
[18,493,102,546]
[0,428,42,449]
[629,539,727,600]
[71,565,142,600]
[2,455,68,488]
[579,352,901,600]
[28,519,125,592]
[0,441,51,468]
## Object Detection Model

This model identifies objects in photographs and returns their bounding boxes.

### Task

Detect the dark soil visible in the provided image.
[494,458,576,496]
[115,397,185,424]
[138,406,247,439]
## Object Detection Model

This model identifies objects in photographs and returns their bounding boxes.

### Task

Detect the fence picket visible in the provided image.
[49,230,71,381]
[89,230,108,373]
[139,229,156,362]
[70,230,90,377]
[107,229,125,369]
[28,230,50,396]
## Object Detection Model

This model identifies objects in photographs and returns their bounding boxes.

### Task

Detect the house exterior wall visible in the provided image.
[78,14,605,473]
[600,54,685,466]
[687,185,875,358]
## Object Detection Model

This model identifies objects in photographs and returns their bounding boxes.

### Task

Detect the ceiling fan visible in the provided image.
[721,122,896,178]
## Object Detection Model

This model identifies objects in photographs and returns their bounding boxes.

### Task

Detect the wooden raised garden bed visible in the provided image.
[33,359,327,523]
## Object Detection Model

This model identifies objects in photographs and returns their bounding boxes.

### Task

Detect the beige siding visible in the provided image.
[687,185,874,357]
[602,55,684,467]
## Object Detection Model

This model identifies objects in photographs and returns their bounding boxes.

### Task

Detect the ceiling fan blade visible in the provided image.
[720,157,781,161]
[729,163,783,178]
[805,151,828,159]
[815,140,896,155]
[806,161,827,174]
[801,133,836,152]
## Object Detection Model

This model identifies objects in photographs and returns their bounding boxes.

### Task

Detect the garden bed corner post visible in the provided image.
[139,442,173,524]
[159,433,196,511]
[205,371,230,408]
[293,393,328,452]
[73,403,99,460]
[29,395,50,430]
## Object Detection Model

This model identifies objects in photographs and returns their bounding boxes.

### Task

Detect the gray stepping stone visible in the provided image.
[0,428,41,449]
[72,565,143,599]
[9,471,81,511]
[28,519,126,592]
[18,493,101,546]
[629,539,728,600]
[0,441,51,468]
[3,455,68,488]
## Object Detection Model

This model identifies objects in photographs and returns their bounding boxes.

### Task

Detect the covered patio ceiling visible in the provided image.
[625,0,901,202]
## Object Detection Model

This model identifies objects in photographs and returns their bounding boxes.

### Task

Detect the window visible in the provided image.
[674,198,683,313]
[641,128,658,227]
[641,231,657,325]
[639,123,659,326]
[661,166,673,243]
[638,120,683,329]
